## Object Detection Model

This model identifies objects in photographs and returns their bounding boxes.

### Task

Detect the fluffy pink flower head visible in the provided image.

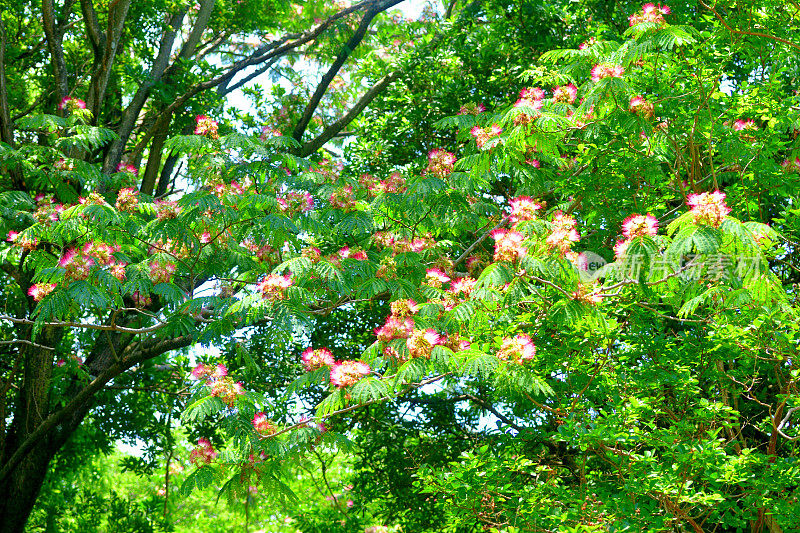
[449,276,477,296]
[257,273,293,301]
[491,229,527,262]
[629,96,655,118]
[116,188,139,212]
[579,37,597,50]
[781,157,800,172]
[546,212,580,254]
[301,347,336,372]
[375,315,414,343]
[252,412,277,436]
[552,84,578,104]
[190,363,211,380]
[6,230,19,242]
[509,196,543,224]
[497,334,536,363]
[155,199,181,221]
[591,63,625,82]
[621,213,659,239]
[686,190,731,227]
[60,249,95,280]
[390,298,419,318]
[194,115,219,138]
[406,328,442,359]
[213,364,228,378]
[520,87,545,101]
[426,148,457,178]
[83,241,118,266]
[733,118,757,132]
[425,268,451,288]
[329,185,356,211]
[629,3,670,25]
[59,96,87,112]
[278,191,314,215]
[116,163,138,175]
[572,282,603,305]
[329,360,371,388]
[28,283,57,301]
[149,260,177,284]
[471,124,503,149]
[458,102,486,115]
[189,438,218,465]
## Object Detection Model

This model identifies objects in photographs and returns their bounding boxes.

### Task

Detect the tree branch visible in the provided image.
[41,0,70,105]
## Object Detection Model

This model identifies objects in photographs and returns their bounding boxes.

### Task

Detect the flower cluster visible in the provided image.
[149,259,176,284]
[406,328,442,359]
[629,96,654,119]
[628,3,670,26]
[256,273,292,301]
[686,190,731,227]
[590,63,625,82]
[372,232,435,255]
[27,283,57,301]
[362,171,407,195]
[732,118,756,131]
[79,192,106,206]
[252,412,277,437]
[497,334,536,364]
[190,363,245,407]
[310,158,344,182]
[491,229,527,262]
[329,360,371,388]
[336,246,368,261]
[458,102,486,115]
[782,157,800,172]
[194,115,219,138]
[425,149,457,179]
[579,37,597,50]
[546,211,580,254]
[277,190,314,216]
[509,196,543,225]
[301,347,336,372]
[155,199,181,221]
[58,96,87,112]
[59,249,95,281]
[470,124,503,149]
[211,179,246,198]
[116,163,138,175]
[189,438,218,466]
[552,84,578,105]
[116,188,139,212]
[329,185,356,210]
[572,282,603,305]
[33,195,64,226]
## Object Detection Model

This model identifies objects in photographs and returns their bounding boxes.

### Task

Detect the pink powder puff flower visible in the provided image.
[194,115,219,139]
[256,273,293,300]
[27,283,57,301]
[591,63,625,82]
[579,37,597,50]
[191,363,211,379]
[252,412,277,436]
[116,188,139,212]
[629,3,670,26]
[390,298,419,317]
[426,148,457,178]
[458,102,486,115]
[470,124,503,149]
[110,262,127,281]
[375,315,414,343]
[509,196,543,224]
[155,199,181,220]
[629,95,655,118]
[6,230,19,242]
[621,213,659,239]
[406,328,442,359]
[329,360,371,388]
[733,118,757,131]
[60,248,95,280]
[189,438,218,465]
[301,347,336,372]
[116,163,138,175]
[278,191,314,215]
[213,363,228,378]
[497,334,536,363]
[686,190,731,227]
[519,87,545,101]
[58,96,87,111]
[449,276,477,296]
[552,84,578,104]
[425,268,451,288]
[491,229,527,262]
[149,260,176,284]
